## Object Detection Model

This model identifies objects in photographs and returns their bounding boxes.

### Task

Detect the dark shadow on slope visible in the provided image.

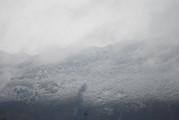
[0,100,179,120]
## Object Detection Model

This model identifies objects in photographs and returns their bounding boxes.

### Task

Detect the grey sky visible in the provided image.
[0,0,178,54]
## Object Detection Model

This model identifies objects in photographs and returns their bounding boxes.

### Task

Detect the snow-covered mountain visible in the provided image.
[0,40,179,120]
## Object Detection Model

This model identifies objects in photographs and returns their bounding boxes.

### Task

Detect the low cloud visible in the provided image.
[1,0,178,54]
[149,0,179,41]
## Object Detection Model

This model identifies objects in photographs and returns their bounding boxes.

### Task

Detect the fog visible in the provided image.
[0,0,179,120]
[0,0,178,55]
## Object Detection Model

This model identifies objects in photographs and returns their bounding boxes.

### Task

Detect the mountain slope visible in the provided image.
[0,40,179,120]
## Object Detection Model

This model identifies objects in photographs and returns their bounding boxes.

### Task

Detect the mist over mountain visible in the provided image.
[0,40,179,120]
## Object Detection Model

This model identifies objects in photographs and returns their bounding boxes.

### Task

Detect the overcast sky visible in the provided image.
[0,0,178,54]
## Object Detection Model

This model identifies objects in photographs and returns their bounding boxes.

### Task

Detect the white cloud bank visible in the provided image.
[0,0,178,54]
